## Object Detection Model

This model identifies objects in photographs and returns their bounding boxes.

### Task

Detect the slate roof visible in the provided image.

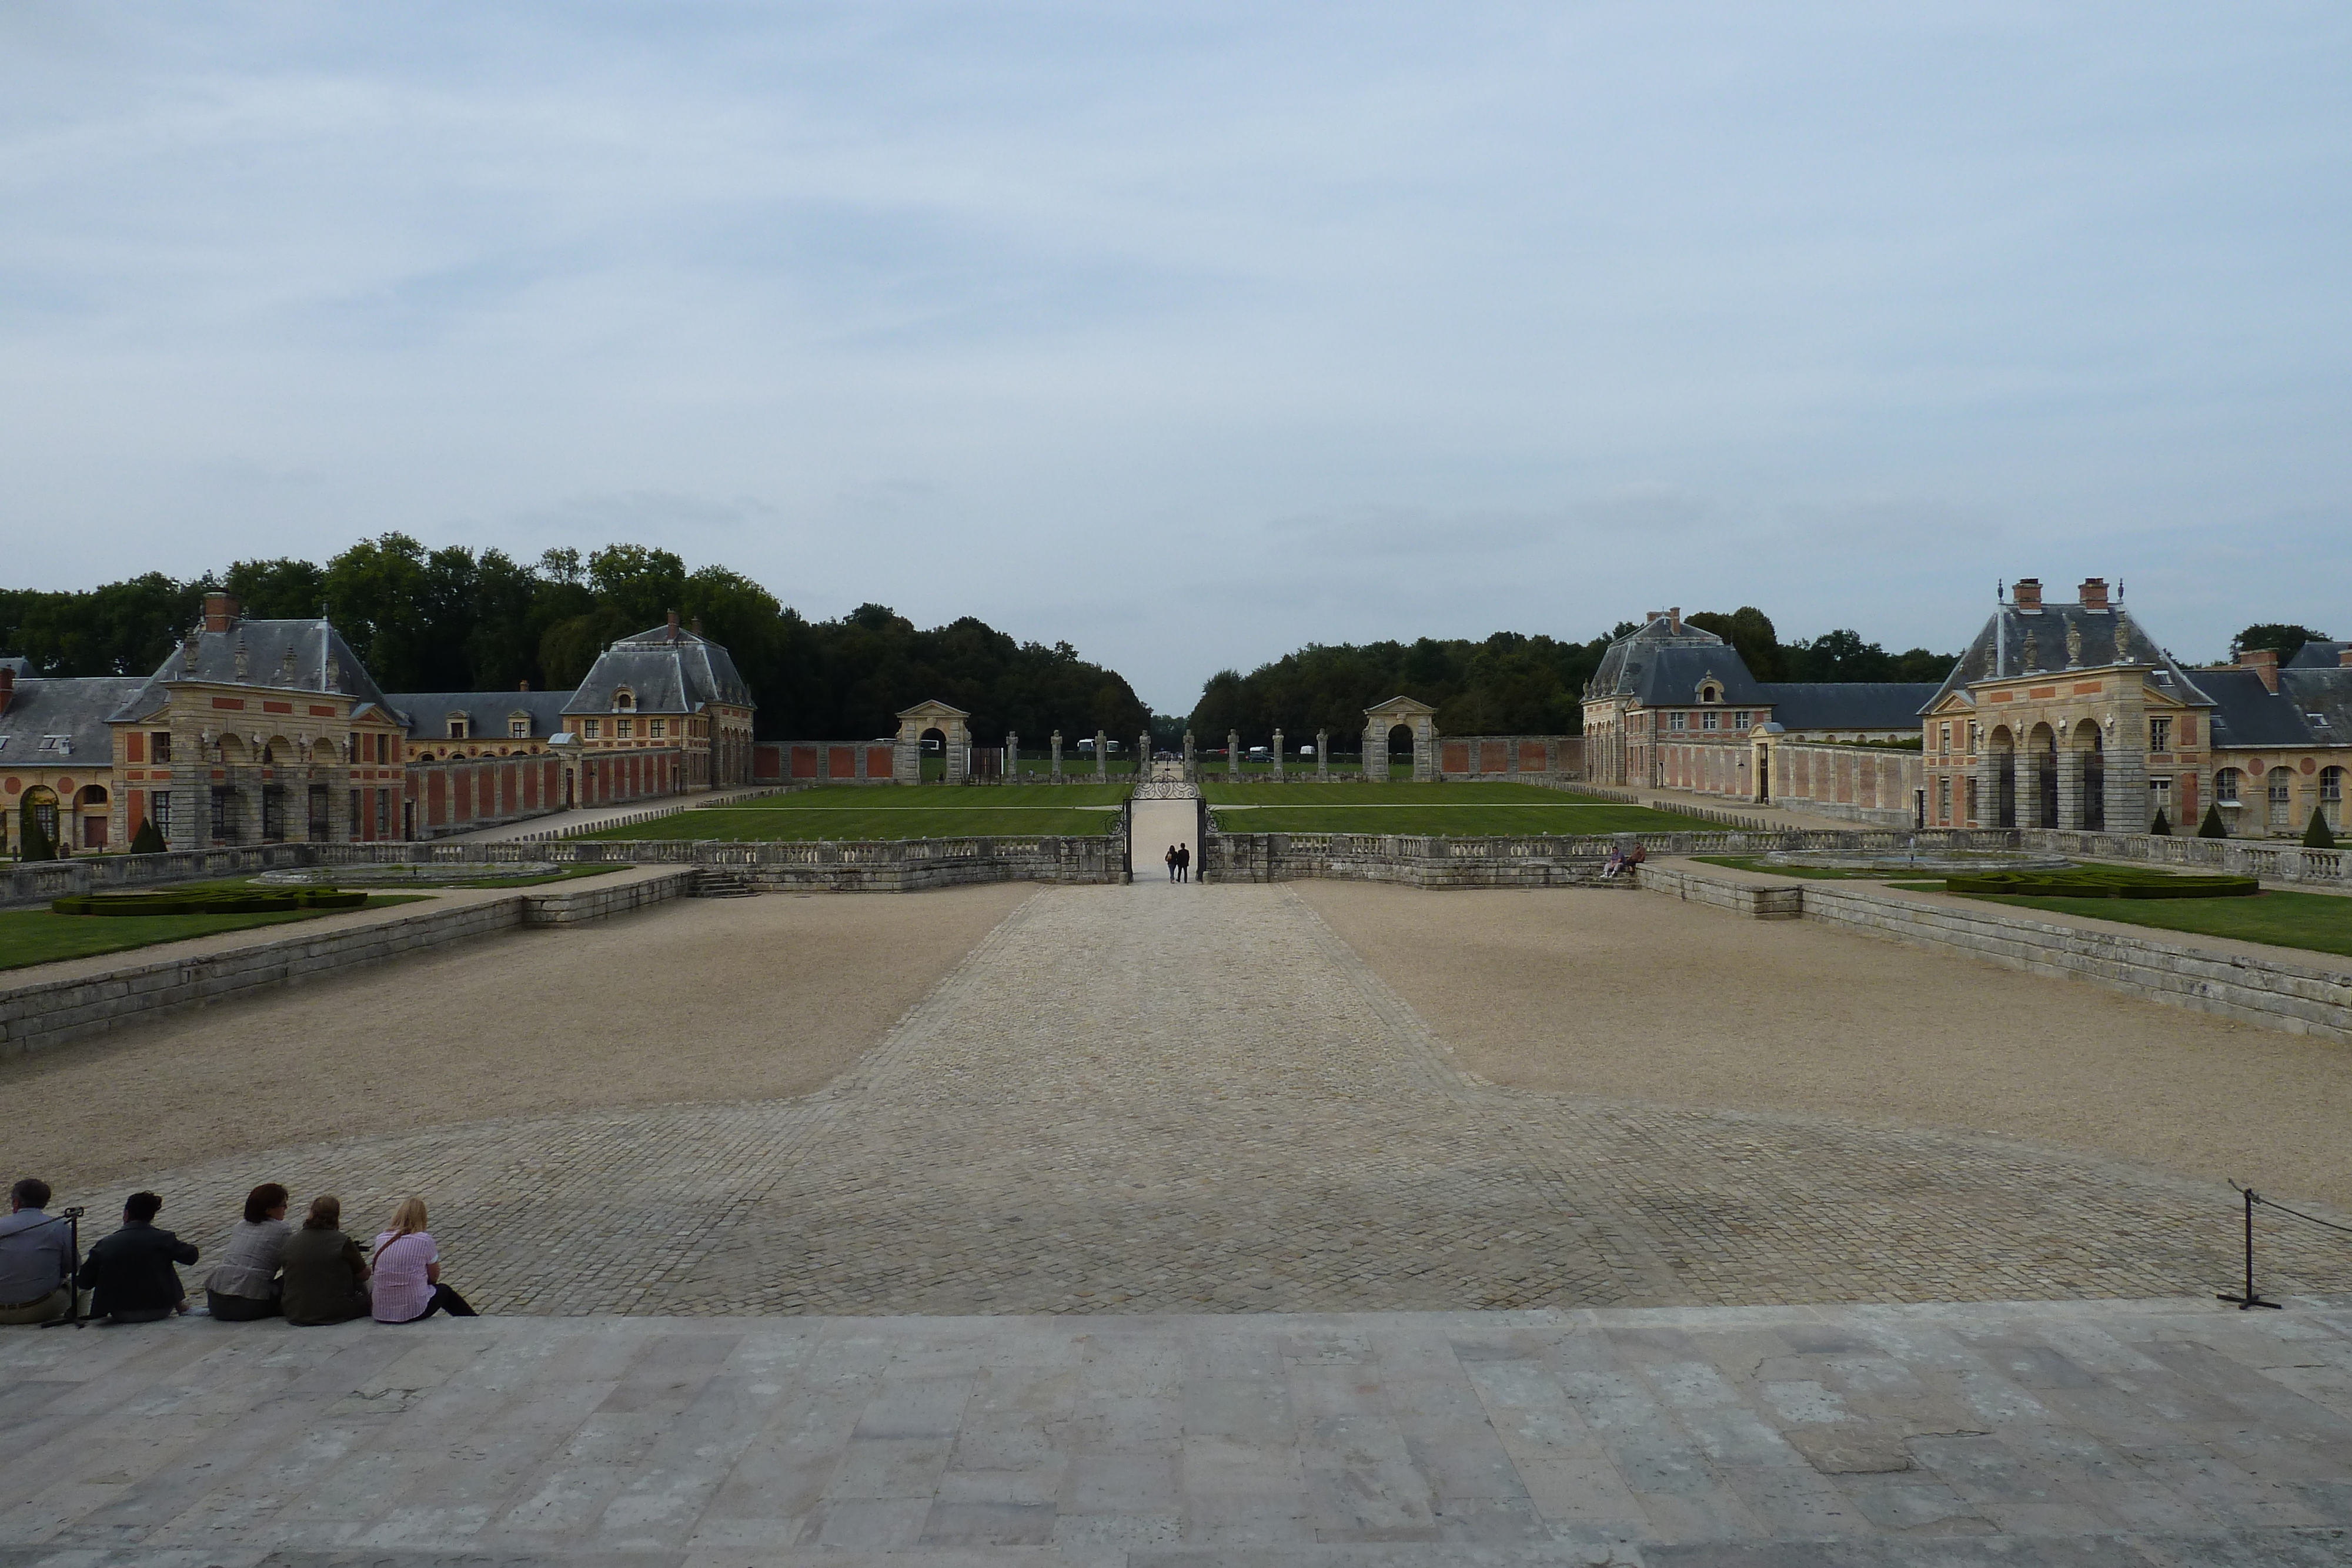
[1586,616,1735,700]
[110,618,396,726]
[2193,666,2352,753]
[385,688,577,741]
[2287,640,2351,669]
[1760,683,1946,733]
[565,624,754,717]
[0,676,148,765]
[1923,601,2204,715]
[0,657,29,678]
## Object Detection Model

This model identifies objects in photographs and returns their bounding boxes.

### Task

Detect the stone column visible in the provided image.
[1317,730,1329,782]
[2016,750,2046,829]
[1228,730,1242,783]
[2104,741,2149,834]
[1139,731,1151,781]
[1364,722,1384,783]
[1414,720,1437,784]
[1271,729,1284,784]
[1975,750,2002,832]
[1051,731,1063,781]
[1094,730,1108,783]
[2055,746,2084,831]
[1182,730,1195,782]
[1005,730,1018,783]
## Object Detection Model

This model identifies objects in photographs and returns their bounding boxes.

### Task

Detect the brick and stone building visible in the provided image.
[1922,577,2352,835]
[562,613,756,790]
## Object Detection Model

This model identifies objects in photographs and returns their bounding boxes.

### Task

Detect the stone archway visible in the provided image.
[1360,696,1438,783]
[895,700,972,785]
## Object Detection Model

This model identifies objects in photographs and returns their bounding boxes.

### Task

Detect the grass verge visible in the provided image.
[1202,781,1723,835]
[2,894,430,973]
[577,783,1130,842]
[1952,888,2352,960]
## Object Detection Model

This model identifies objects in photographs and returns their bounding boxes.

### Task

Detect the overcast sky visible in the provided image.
[3,3,2346,711]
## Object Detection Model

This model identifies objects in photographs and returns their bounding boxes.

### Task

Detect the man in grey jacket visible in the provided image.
[0,1179,78,1325]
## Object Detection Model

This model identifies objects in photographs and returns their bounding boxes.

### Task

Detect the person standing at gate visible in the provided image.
[1175,842,1191,882]
[1164,843,1179,882]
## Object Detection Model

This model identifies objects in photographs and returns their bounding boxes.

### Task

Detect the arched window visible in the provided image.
[613,688,636,713]
[2268,767,2295,831]
[2216,767,2240,803]
[2323,765,2344,825]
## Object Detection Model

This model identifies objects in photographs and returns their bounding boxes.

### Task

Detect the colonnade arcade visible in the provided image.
[1973,720,2146,832]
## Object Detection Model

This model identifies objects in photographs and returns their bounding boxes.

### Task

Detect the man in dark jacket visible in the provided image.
[76,1192,198,1323]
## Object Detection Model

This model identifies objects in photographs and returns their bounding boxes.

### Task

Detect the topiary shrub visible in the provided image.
[1946,865,2257,900]
[51,888,366,917]
[129,817,168,856]
[18,808,54,862]
[2199,804,2229,838]
[2149,807,2171,837]
[2306,808,2336,849]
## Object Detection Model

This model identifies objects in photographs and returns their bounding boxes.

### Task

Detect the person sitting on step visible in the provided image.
[281,1195,373,1327]
[205,1183,292,1321]
[76,1191,198,1324]
[370,1198,478,1323]
[0,1179,79,1325]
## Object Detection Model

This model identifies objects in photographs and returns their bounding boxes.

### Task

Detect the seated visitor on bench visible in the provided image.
[77,1191,198,1324]
[371,1198,478,1322]
[205,1183,292,1322]
[281,1195,372,1327]
[0,1178,78,1326]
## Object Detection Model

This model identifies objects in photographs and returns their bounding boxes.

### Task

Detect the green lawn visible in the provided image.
[1201,781,1725,835]
[577,783,1131,842]
[1951,887,2352,959]
[2,892,427,972]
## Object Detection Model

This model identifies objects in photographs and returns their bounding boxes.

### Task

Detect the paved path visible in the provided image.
[6,1297,2352,1564]
[96,884,2352,1318]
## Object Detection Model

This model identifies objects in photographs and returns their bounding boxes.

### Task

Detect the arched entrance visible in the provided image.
[895,700,972,785]
[75,784,111,850]
[1359,697,1438,783]
[1986,726,2017,828]
[19,785,59,855]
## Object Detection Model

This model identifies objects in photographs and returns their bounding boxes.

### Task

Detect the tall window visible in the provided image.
[152,731,172,764]
[1967,721,1982,754]
[151,791,172,840]
[1937,776,1952,823]
[584,719,602,739]
[1939,724,1951,754]
[2149,717,2171,753]
[2270,767,2295,831]
[617,718,634,740]
[2216,768,2240,803]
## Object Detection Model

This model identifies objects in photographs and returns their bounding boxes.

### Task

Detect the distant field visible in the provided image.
[1201,782,1723,835]
[577,783,1130,841]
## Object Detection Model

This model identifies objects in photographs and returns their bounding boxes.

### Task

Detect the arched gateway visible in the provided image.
[894,699,972,785]
[1361,696,1438,783]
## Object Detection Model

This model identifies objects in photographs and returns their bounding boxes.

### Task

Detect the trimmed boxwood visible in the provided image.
[50,888,368,917]
[1946,866,2257,900]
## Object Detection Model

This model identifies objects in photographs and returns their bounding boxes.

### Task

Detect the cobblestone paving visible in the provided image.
[116,884,2352,1317]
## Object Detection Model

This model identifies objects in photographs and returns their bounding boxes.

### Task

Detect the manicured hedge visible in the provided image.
[1947,867,2257,900]
[50,888,368,917]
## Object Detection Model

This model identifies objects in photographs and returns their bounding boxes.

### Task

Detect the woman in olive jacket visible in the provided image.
[279,1195,370,1326]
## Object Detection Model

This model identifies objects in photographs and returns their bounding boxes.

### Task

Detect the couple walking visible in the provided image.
[1161,842,1192,882]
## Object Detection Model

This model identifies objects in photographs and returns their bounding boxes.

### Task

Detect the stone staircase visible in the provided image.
[690,865,760,898]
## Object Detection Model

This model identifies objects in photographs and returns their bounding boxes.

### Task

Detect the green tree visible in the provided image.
[1686,607,1784,681]
[226,557,328,619]
[2235,623,2328,664]
[2199,803,2230,838]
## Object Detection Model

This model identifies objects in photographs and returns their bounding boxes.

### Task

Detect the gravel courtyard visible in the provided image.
[18,878,2352,1316]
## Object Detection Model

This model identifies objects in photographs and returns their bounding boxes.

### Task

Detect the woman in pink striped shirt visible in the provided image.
[370,1197,478,1322]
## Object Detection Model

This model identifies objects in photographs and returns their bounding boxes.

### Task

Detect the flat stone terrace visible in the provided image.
[6,1298,2352,1565]
[95,884,2352,1316]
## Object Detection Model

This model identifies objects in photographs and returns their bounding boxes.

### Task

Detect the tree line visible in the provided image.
[0,536,1148,745]
[1187,607,1963,745]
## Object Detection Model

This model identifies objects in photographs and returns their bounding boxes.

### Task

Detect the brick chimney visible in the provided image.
[690,616,704,638]
[0,665,14,717]
[2012,578,2043,611]
[2240,647,2280,693]
[666,609,680,641]
[2078,577,2109,610]
[2340,648,2352,668]
[518,679,531,692]
[203,591,240,633]
[1669,606,1682,633]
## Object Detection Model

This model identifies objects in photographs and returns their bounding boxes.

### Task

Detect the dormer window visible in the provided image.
[613,688,636,713]
[509,715,531,738]
[447,716,470,740]
[1699,684,1721,703]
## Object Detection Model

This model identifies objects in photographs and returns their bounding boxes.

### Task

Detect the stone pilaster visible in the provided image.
[1272,730,1284,784]
[2104,745,2149,834]
[2016,753,2046,829]
[1975,750,2003,831]
[1229,731,1242,783]
[1005,730,1018,782]
[1182,730,1195,783]
[1094,730,1107,783]
[1364,723,1382,783]
[1138,732,1151,781]
[2055,747,2085,831]
[1317,730,1329,782]
[1051,731,1062,781]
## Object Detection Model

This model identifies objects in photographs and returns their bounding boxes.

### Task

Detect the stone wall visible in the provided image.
[1635,864,2352,1045]
[1653,738,1924,827]
[704,835,1127,892]
[755,741,901,785]
[1205,833,1639,888]
[1,871,691,1057]
[403,753,572,840]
